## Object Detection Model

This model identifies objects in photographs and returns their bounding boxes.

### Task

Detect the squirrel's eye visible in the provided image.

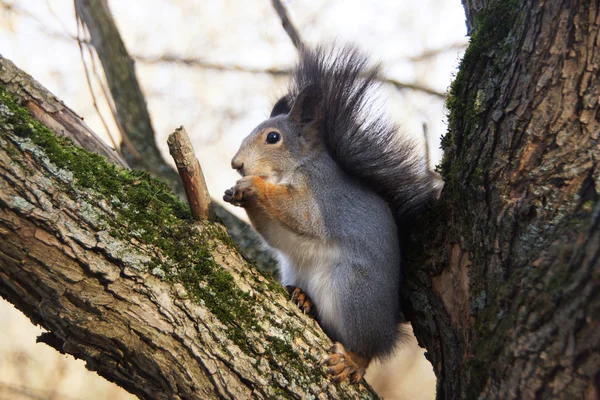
[266,131,281,144]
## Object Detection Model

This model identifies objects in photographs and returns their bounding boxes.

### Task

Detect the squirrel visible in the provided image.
[223,44,437,383]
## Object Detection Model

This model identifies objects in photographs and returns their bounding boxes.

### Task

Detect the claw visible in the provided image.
[286,286,314,314]
[321,352,344,367]
[322,342,369,384]
[222,176,257,208]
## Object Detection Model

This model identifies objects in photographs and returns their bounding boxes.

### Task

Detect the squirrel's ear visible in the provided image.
[270,96,292,117]
[289,85,323,126]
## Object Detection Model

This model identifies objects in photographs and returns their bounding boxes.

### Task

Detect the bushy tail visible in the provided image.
[287,44,437,221]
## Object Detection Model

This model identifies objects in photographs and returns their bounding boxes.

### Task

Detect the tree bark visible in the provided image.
[405,0,599,399]
[0,58,376,399]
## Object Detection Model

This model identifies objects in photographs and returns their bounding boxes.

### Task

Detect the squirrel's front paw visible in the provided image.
[223,176,258,207]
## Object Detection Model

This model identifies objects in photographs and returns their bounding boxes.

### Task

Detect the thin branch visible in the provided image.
[382,77,446,99]
[44,0,73,37]
[81,20,142,160]
[136,54,446,98]
[167,126,215,221]
[134,54,290,76]
[422,122,432,170]
[408,42,468,62]
[0,383,80,400]
[271,0,303,50]
[74,9,121,154]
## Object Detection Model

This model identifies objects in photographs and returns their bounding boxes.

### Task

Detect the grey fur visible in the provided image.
[304,156,402,359]
[227,44,436,361]
[282,44,437,221]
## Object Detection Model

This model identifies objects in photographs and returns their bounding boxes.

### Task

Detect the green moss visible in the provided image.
[0,86,259,352]
[441,0,521,181]
[582,200,595,211]
[265,335,320,387]
[2,139,21,161]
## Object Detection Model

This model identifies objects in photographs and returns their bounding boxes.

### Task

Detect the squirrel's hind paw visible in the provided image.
[285,286,314,315]
[322,342,369,384]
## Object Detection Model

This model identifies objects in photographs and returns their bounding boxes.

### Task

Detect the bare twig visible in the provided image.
[167,126,215,221]
[271,0,304,50]
[79,18,142,160]
[135,54,290,76]
[422,122,431,170]
[44,0,72,37]
[74,8,122,154]
[382,77,446,99]
[0,382,80,400]
[137,54,446,99]
[408,42,468,62]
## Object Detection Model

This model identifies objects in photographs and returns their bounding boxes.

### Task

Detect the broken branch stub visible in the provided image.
[167,126,216,221]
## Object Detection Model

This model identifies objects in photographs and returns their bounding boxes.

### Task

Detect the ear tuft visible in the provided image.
[289,85,323,125]
[270,96,292,117]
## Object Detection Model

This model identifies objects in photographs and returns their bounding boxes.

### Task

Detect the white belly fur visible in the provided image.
[269,227,343,337]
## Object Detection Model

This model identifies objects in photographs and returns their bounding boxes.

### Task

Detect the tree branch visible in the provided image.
[0,55,126,168]
[135,54,290,75]
[382,77,446,99]
[270,0,304,50]
[167,126,215,221]
[407,43,468,62]
[136,54,446,99]
[0,58,377,399]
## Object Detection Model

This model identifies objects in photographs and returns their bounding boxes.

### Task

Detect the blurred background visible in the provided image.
[0,0,466,398]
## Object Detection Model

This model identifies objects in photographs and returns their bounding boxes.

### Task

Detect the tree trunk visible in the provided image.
[405,0,599,399]
[0,56,376,399]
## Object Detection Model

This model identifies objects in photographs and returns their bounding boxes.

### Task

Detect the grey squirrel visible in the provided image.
[224,44,437,383]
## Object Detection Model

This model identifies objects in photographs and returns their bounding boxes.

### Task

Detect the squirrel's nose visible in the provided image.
[231,159,244,172]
